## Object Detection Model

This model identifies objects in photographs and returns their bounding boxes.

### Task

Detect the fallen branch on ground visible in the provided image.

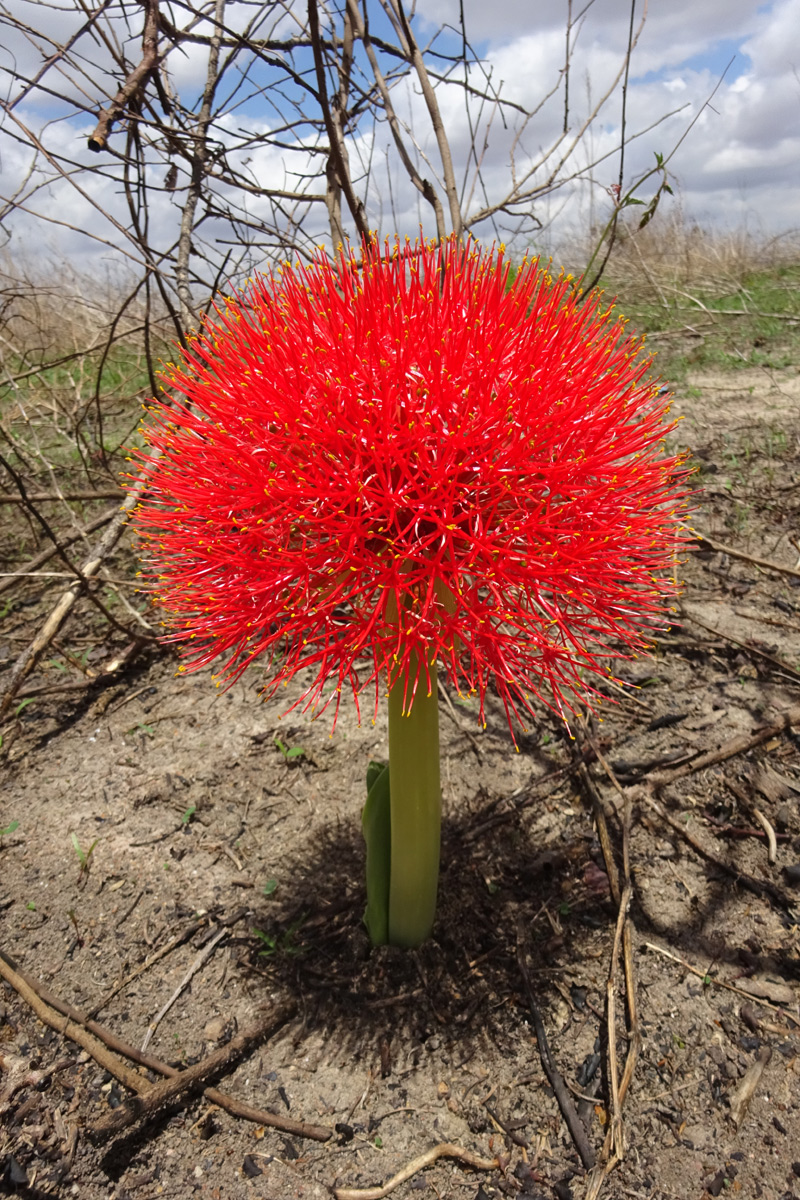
[0,949,329,1142]
[0,505,118,597]
[86,1004,298,1140]
[645,702,800,787]
[516,936,596,1170]
[690,531,800,581]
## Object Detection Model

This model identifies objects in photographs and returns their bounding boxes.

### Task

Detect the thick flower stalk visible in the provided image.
[135,236,688,947]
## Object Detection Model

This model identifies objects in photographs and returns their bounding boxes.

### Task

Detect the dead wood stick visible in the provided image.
[752,808,778,865]
[578,749,642,1115]
[641,789,795,912]
[11,638,146,703]
[87,1004,297,1141]
[481,1101,529,1147]
[0,505,118,596]
[642,941,796,1013]
[332,1142,499,1200]
[516,937,596,1170]
[681,607,800,682]
[0,471,154,718]
[0,952,151,1096]
[690,531,800,581]
[0,490,124,505]
[585,898,632,1200]
[646,703,800,786]
[710,823,788,843]
[0,949,330,1142]
[0,947,174,1077]
[141,927,228,1052]
[578,760,621,904]
[196,1090,330,1141]
[604,887,630,1152]
[584,784,642,1200]
[615,794,641,1116]
[87,917,208,1018]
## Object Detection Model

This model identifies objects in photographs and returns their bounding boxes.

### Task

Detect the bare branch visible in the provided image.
[88,0,161,151]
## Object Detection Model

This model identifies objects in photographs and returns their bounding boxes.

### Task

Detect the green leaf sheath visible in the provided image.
[387,657,441,948]
[362,761,391,946]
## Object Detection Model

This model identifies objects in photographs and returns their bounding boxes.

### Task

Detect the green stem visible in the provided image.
[387,654,441,947]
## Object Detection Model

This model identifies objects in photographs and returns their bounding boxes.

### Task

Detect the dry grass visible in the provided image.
[604,211,800,292]
[590,214,800,379]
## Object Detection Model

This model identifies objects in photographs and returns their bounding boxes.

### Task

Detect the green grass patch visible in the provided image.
[608,262,800,381]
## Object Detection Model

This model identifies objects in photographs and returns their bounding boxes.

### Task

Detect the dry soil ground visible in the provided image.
[1,366,800,1200]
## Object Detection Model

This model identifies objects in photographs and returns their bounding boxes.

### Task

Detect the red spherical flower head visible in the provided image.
[135,236,688,730]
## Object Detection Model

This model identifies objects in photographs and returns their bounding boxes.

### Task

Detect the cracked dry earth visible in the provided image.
[1,366,800,1200]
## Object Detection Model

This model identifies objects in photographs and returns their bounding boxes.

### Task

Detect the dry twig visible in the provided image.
[0,490,123,505]
[516,936,596,1170]
[88,1005,297,1140]
[646,702,800,786]
[640,787,795,912]
[0,505,118,597]
[0,479,155,719]
[642,942,796,1012]
[575,726,642,1199]
[332,1142,499,1200]
[140,927,228,1052]
[691,531,800,581]
[681,606,800,682]
[87,916,208,1018]
[0,950,329,1141]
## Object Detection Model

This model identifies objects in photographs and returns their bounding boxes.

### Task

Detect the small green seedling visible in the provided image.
[71,832,99,883]
[263,878,278,896]
[15,698,35,716]
[181,805,197,826]
[274,737,305,762]
[127,721,154,737]
[254,929,278,955]
[253,914,306,958]
[26,901,36,911]
[0,819,19,842]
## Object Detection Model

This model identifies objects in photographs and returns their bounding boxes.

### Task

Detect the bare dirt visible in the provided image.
[2,366,800,1200]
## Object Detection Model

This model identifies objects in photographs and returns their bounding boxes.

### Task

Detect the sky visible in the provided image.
[0,0,797,276]
[413,0,800,242]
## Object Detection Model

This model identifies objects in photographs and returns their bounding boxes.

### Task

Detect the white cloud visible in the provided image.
[1,0,797,281]
[408,0,800,235]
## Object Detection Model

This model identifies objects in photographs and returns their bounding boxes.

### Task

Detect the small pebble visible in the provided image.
[775,804,791,832]
[705,1170,725,1197]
